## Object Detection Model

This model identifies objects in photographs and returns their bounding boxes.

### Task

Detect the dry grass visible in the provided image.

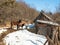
[0,42,5,45]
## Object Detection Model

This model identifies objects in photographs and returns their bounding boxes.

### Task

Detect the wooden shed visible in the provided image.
[34,12,60,45]
[34,12,54,34]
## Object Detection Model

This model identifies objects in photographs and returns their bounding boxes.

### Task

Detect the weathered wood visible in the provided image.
[42,13,53,21]
[34,12,60,45]
[58,27,60,40]
[44,27,60,45]
[35,22,38,34]
[37,20,60,26]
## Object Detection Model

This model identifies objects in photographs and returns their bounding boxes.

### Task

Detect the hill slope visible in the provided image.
[0,0,39,24]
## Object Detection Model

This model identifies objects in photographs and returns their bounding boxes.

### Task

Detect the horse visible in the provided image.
[10,19,21,30]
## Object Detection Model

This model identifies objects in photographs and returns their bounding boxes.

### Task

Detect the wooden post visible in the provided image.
[44,26,59,45]
[46,26,60,45]
[35,22,38,34]
[58,27,60,41]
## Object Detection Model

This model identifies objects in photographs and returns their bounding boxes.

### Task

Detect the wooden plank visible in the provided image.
[43,13,53,21]
[36,20,60,26]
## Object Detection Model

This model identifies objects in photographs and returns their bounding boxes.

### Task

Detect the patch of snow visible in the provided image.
[26,23,35,29]
[3,30,48,45]
[0,28,7,34]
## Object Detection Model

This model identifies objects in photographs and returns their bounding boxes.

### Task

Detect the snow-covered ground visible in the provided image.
[3,29,48,45]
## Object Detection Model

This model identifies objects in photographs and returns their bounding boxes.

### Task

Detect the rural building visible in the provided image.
[34,12,60,45]
[34,12,53,35]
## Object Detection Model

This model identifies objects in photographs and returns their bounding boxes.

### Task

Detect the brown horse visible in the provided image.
[10,20,21,30]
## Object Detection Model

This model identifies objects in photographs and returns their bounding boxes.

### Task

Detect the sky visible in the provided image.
[17,0,60,13]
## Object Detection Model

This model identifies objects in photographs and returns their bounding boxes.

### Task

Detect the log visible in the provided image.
[37,20,60,26]
[45,27,60,45]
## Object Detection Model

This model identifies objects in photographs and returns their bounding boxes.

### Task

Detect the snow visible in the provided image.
[12,23,35,30]
[0,28,7,34]
[26,23,35,29]
[3,30,48,45]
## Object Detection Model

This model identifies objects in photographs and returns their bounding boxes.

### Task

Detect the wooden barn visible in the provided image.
[34,12,54,35]
[34,12,60,45]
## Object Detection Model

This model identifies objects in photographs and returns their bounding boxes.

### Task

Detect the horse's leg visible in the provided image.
[17,24,19,30]
[35,23,38,34]
[10,22,13,29]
